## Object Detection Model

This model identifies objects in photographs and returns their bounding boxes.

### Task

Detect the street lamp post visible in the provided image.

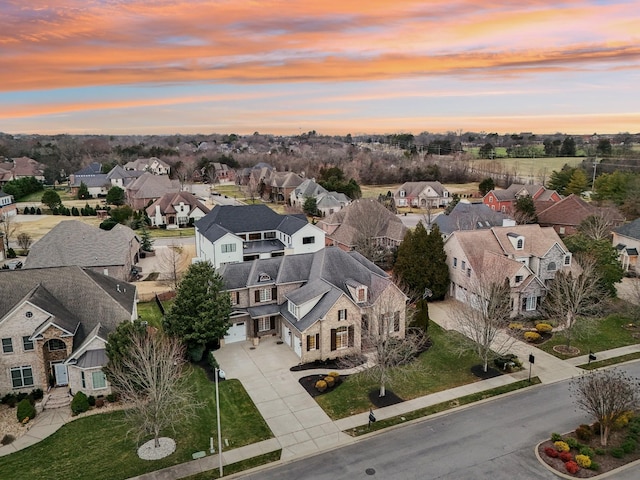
[215,367,223,477]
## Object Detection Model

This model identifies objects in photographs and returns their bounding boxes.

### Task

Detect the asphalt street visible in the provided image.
[241,362,640,480]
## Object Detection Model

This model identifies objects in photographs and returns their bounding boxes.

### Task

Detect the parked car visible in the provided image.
[7,260,23,270]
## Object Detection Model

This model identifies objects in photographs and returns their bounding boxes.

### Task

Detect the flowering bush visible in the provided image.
[544,447,559,458]
[554,441,570,452]
[524,331,541,342]
[315,379,327,392]
[575,455,591,468]
[565,461,580,474]
[535,323,553,333]
[559,451,573,462]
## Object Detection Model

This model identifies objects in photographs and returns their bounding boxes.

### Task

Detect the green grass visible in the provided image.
[345,377,541,436]
[182,450,282,480]
[136,301,165,329]
[136,227,195,238]
[579,352,640,370]
[0,367,272,480]
[315,323,483,419]
[536,314,640,359]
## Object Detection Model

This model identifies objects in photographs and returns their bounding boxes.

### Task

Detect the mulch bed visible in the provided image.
[470,365,503,379]
[290,355,366,372]
[298,374,348,398]
[506,328,553,345]
[538,430,640,478]
[368,389,404,408]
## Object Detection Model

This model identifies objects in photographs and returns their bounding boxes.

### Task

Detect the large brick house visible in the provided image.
[0,267,137,396]
[219,247,407,363]
[444,224,577,317]
[482,184,561,214]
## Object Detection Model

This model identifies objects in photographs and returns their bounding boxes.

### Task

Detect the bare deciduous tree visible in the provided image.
[158,243,190,290]
[452,261,515,372]
[106,329,196,449]
[578,211,618,241]
[341,288,428,397]
[0,212,19,251]
[571,369,640,447]
[540,256,602,350]
[17,232,32,251]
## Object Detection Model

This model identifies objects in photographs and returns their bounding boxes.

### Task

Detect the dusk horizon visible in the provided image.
[2,1,639,136]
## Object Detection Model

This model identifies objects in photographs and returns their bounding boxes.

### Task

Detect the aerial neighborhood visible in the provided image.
[0,131,639,479]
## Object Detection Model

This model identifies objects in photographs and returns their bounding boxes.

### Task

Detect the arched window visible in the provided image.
[547,262,557,271]
[46,338,66,352]
[516,238,524,249]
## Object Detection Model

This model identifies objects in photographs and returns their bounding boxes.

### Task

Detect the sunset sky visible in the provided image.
[1,0,639,136]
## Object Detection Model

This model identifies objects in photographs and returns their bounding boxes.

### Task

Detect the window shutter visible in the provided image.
[306,335,311,351]
[271,287,277,301]
[255,290,260,303]
[254,320,259,335]
[348,326,354,347]
[330,329,336,351]
[270,317,275,330]
[315,333,319,350]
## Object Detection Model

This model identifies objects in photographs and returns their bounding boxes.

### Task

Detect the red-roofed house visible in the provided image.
[537,194,624,236]
[483,184,561,214]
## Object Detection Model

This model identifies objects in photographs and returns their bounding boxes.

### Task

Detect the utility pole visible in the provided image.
[592,157,598,193]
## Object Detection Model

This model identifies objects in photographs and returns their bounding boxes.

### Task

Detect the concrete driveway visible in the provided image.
[213,336,353,460]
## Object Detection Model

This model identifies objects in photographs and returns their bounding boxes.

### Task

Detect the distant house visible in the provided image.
[25,221,141,281]
[195,204,325,268]
[0,190,17,217]
[267,171,304,204]
[125,173,180,210]
[290,178,351,216]
[482,183,561,214]
[124,157,171,176]
[537,194,624,237]
[319,199,408,251]
[0,157,46,183]
[69,164,144,198]
[394,181,452,208]
[219,247,407,363]
[444,224,577,317]
[210,163,236,184]
[433,201,513,240]
[612,218,640,274]
[0,266,137,396]
[146,192,210,228]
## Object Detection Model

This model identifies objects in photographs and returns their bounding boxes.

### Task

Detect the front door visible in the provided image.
[54,363,68,386]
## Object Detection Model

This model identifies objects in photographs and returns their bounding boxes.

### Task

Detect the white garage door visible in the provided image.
[224,321,247,344]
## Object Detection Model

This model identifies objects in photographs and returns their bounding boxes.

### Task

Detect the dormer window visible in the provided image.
[288,300,300,319]
[356,286,367,303]
[515,275,523,283]
[399,190,406,198]
[516,239,523,249]
[258,272,271,282]
[507,233,525,250]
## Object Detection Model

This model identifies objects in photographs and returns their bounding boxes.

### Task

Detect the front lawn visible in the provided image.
[536,314,640,359]
[315,323,484,419]
[135,227,195,238]
[0,367,272,480]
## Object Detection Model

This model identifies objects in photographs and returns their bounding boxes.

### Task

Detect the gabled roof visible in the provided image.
[27,284,81,336]
[220,247,393,332]
[537,194,597,227]
[0,266,136,347]
[145,191,210,217]
[434,201,511,235]
[487,183,545,202]
[270,171,303,189]
[396,181,447,197]
[71,174,109,188]
[293,178,327,198]
[126,172,179,198]
[320,199,407,247]
[195,204,312,243]
[614,218,640,241]
[25,220,139,269]
[74,162,102,176]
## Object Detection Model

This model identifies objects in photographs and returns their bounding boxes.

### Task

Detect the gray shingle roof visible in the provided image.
[28,284,81,336]
[25,220,138,270]
[614,218,640,240]
[0,266,136,348]
[434,201,511,235]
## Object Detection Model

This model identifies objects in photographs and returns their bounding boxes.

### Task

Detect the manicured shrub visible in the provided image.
[544,447,559,458]
[609,447,625,458]
[106,393,118,403]
[524,331,541,342]
[566,437,579,449]
[614,411,634,429]
[559,451,573,462]
[565,461,580,474]
[315,380,327,393]
[621,439,637,454]
[7,248,17,258]
[71,391,90,415]
[550,432,563,442]
[589,462,600,471]
[324,376,335,387]
[575,454,591,468]
[535,323,553,333]
[494,354,522,371]
[87,395,96,407]
[554,441,570,452]
[16,398,36,423]
[1,434,15,446]
[594,447,605,456]
[508,322,523,330]
[30,388,44,401]
[208,351,220,371]
[579,446,594,458]
[1,393,17,408]
[95,398,105,408]
[575,425,592,442]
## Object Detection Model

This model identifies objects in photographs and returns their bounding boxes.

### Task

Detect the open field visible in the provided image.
[11,214,103,241]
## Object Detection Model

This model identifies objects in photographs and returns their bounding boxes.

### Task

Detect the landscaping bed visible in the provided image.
[538,416,640,477]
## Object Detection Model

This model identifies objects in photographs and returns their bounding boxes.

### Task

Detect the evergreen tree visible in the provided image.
[478,177,495,196]
[106,186,126,205]
[394,222,449,301]
[41,190,62,210]
[513,196,537,224]
[140,226,154,252]
[565,169,589,195]
[303,197,319,216]
[561,136,577,156]
[163,261,232,361]
[548,164,576,195]
[77,182,90,200]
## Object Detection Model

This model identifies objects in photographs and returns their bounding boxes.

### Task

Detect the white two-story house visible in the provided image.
[195,204,325,268]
